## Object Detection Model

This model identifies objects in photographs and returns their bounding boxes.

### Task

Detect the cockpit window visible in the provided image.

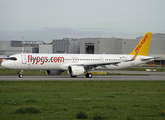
[7,57,17,61]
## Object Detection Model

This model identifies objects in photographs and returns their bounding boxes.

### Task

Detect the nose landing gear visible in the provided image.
[19,70,23,78]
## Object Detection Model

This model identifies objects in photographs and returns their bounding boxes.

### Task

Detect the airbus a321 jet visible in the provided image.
[1,32,154,78]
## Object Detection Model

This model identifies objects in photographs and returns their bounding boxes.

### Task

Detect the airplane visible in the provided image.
[1,32,155,78]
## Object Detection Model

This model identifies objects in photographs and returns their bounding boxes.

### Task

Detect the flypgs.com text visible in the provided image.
[28,55,64,65]
[135,34,149,53]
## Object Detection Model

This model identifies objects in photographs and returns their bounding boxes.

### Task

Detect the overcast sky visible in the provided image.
[0,0,165,42]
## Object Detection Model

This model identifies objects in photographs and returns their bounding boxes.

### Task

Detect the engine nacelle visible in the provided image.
[68,66,85,76]
[46,70,63,75]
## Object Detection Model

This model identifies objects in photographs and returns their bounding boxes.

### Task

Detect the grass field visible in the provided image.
[0,81,165,120]
[0,68,47,76]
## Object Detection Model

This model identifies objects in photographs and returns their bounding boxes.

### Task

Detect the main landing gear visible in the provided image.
[86,73,93,78]
[71,75,77,78]
[19,70,23,78]
[70,73,93,78]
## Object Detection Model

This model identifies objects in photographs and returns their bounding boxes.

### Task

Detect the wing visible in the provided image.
[69,52,139,70]
[59,61,122,71]
[69,61,121,70]
[84,61,120,67]
[84,61,121,70]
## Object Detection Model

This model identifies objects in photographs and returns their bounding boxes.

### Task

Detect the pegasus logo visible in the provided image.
[135,34,149,53]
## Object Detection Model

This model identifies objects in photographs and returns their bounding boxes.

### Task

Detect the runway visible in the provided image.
[0,75,165,81]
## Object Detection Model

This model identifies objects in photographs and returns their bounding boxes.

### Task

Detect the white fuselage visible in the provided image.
[1,53,154,70]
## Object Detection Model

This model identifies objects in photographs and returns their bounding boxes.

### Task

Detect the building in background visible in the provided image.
[52,38,80,54]
[39,43,52,53]
[0,40,43,56]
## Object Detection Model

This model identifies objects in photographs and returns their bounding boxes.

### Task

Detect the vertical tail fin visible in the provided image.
[129,32,152,56]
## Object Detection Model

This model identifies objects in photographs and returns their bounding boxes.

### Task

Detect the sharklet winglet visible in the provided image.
[131,51,139,61]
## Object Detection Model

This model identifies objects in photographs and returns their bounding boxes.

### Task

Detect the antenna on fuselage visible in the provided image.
[22,36,24,53]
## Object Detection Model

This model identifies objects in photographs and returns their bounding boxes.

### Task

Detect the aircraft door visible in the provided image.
[21,55,26,64]
[99,57,104,63]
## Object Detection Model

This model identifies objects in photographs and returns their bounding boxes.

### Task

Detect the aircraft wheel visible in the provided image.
[86,73,92,78]
[71,75,77,78]
[88,73,93,78]
[19,74,23,78]
[86,73,89,78]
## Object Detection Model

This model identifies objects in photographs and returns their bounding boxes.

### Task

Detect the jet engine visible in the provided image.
[46,70,64,75]
[68,66,85,76]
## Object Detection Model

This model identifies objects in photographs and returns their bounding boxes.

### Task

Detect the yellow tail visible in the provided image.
[129,32,152,56]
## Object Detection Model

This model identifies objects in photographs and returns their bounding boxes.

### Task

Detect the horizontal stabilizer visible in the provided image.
[140,57,154,61]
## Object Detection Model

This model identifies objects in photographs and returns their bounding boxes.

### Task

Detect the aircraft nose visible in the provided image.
[1,61,8,68]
